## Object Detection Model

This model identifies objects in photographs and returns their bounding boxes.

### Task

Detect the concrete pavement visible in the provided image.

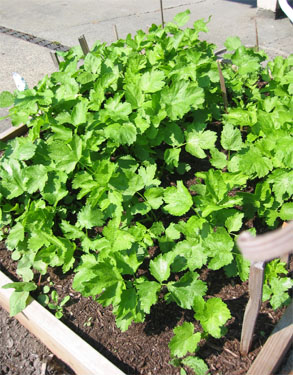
[0,0,292,132]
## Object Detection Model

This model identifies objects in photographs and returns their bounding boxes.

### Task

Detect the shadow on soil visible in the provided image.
[64,318,139,375]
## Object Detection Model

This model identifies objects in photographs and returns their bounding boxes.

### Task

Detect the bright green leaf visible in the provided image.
[164,181,193,216]
[169,322,201,357]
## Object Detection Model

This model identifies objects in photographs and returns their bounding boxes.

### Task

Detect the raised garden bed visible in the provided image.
[0,9,292,375]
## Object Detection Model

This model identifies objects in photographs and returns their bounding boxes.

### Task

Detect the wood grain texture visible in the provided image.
[217,60,228,111]
[78,35,90,55]
[0,123,27,141]
[0,271,126,375]
[247,302,293,375]
[237,221,293,262]
[240,262,265,355]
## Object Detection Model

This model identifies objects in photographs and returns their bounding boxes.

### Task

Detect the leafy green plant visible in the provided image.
[38,287,70,319]
[2,281,37,316]
[262,259,293,309]
[0,9,292,372]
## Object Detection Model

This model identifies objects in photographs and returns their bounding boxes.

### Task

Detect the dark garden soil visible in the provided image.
[0,243,292,375]
[0,306,74,375]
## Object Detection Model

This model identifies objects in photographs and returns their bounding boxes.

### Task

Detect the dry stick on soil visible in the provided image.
[240,261,265,355]
[78,35,90,55]
[217,60,228,112]
[159,0,165,28]
[50,51,60,69]
[113,24,119,41]
[246,301,293,375]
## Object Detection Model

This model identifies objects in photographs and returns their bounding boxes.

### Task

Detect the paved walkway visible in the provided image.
[0,0,292,131]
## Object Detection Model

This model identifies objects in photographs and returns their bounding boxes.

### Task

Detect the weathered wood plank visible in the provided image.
[217,60,228,111]
[0,271,126,375]
[159,0,165,28]
[237,221,293,262]
[0,123,27,141]
[247,302,293,375]
[113,24,119,41]
[240,262,265,355]
[78,34,90,55]
[50,51,60,69]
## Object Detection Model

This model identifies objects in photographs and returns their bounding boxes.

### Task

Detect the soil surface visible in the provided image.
[0,305,75,375]
[0,242,292,375]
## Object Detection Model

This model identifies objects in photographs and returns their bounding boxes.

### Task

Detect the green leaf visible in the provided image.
[193,297,231,338]
[84,53,101,74]
[225,211,244,232]
[193,18,210,33]
[210,148,227,169]
[173,9,191,27]
[164,181,193,216]
[2,281,37,292]
[103,226,135,252]
[265,277,293,309]
[141,70,165,93]
[164,123,183,147]
[23,165,48,194]
[166,271,207,309]
[173,240,208,271]
[9,291,30,316]
[221,123,243,151]
[186,130,217,159]
[149,253,173,283]
[42,171,68,206]
[9,138,37,161]
[104,122,137,145]
[144,187,164,209]
[104,93,132,121]
[136,279,161,314]
[60,220,85,240]
[169,322,201,358]
[164,148,181,168]
[161,82,204,120]
[113,287,137,331]
[279,202,293,221]
[77,204,105,229]
[6,222,24,250]
[125,83,144,109]
[268,170,293,203]
[71,99,88,126]
[97,281,124,308]
[138,164,160,188]
[224,36,242,51]
[240,147,273,178]
[73,255,123,297]
[48,135,83,173]
[119,123,137,145]
[0,91,14,107]
[182,356,209,375]
[204,227,234,270]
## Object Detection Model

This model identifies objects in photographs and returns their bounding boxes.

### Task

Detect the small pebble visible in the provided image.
[6,338,14,348]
